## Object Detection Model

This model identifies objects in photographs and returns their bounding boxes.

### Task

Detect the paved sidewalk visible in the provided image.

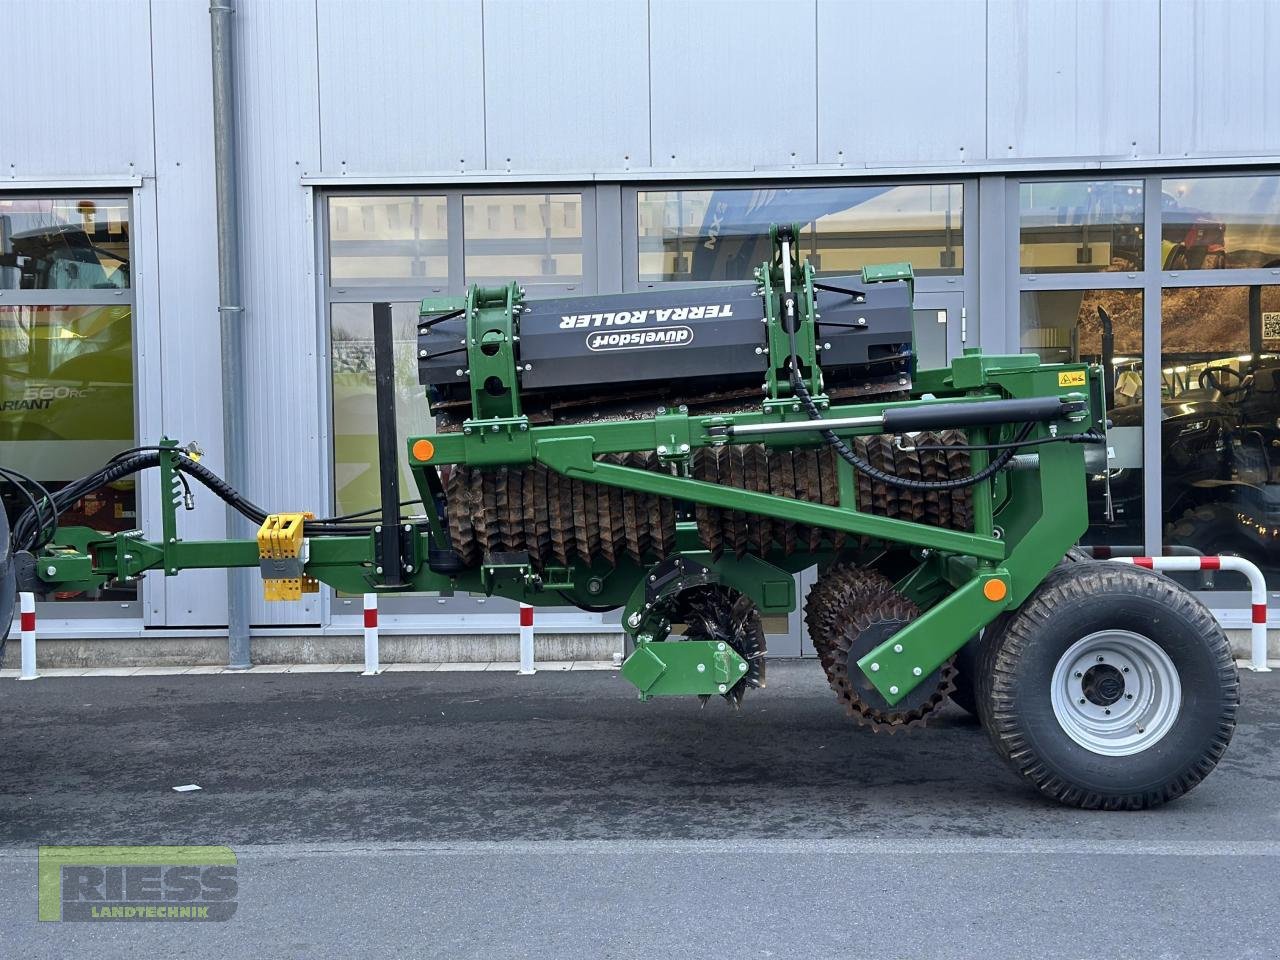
[0,659,620,677]
[1,662,1276,959]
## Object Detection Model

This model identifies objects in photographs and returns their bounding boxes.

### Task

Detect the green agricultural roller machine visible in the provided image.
[0,226,1238,808]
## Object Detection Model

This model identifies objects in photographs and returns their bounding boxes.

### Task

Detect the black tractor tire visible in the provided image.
[1167,502,1270,568]
[976,562,1238,809]
[951,546,1089,717]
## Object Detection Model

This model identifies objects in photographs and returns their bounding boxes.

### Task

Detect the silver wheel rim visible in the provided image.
[1050,630,1182,757]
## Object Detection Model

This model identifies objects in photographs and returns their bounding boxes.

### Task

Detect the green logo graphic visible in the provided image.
[38,846,238,922]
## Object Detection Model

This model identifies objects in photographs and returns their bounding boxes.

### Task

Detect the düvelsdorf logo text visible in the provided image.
[39,846,238,922]
[586,326,694,352]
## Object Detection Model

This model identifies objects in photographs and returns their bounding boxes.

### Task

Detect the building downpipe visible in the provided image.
[210,0,251,669]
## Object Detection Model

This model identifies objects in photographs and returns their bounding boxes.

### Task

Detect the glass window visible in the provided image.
[0,197,130,289]
[1160,176,1280,270]
[329,302,434,517]
[1019,180,1144,273]
[1020,289,1144,547]
[0,303,136,600]
[637,184,962,282]
[1160,284,1280,587]
[463,193,583,288]
[327,196,448,286]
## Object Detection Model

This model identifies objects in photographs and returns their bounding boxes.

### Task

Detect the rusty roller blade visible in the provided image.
[582,475,603,562]
[597,456,626,566]
[793,449,823,553]
[816,446,846,551]
[546,470,571,566]
[769,448,797,555]
[917,435,947,529]
[571,469,591,564]
[723,446,750,558]
[505,467,526,553]
[826,593,957,733]
[631,451,665,558]
[853,438,874,540]
[472,468,497,558]
[446,467,480,567]
[896,438,926,524]
[529,465,550,570]
[442,430,979,571]
[694,447,725,558]
[743,444,770,556]
[804,565,895,687]
[620,453,649,563]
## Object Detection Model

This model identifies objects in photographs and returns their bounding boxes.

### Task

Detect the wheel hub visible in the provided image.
[1081,663,1125,707]
[1050,630,1182,757]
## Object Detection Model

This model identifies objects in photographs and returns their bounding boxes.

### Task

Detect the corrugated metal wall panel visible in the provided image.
[648,0,818,170]
[1,0,154,177]
[816,0,985,165]
[146,0,227,627]
[986,0,1159,161]
[234,0,324,626]
[483,0,650,171]
[316,0,486,173]
[1160,0,1280,156]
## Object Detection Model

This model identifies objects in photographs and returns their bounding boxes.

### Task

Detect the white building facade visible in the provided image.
[3,0,1280,653]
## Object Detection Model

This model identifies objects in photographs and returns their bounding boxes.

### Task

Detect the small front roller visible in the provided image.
[977,562,1239,809]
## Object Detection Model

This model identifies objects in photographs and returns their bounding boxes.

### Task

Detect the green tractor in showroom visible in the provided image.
[0,226,1239,809]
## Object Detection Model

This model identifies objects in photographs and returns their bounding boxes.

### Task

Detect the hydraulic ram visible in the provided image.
[718,395,1084,438]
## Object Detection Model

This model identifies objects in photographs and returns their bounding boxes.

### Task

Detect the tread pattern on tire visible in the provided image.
[977,562,1239,810]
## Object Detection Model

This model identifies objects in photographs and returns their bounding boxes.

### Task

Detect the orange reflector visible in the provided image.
[983,579,1008,602]
[412,439,435,462]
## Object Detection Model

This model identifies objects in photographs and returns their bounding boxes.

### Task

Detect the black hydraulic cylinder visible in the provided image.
[881,396,1083,434]
[372,302,404,587]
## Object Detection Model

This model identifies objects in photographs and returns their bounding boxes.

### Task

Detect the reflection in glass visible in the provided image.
[1019,180,1144,273]
[328,196,448,286]
[1160,285,1280,588]
[329,302,434,516]
[0,197,130,290]
[0,304,136,599]
[1160,176,1280,269]
[637,184,962,282]
[464,194,583,287]
[1020,289,1143,546]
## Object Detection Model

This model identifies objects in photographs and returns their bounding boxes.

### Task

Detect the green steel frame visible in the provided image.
[28,227,1102,707]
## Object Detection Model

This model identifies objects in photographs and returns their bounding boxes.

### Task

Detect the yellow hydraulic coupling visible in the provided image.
[257,512,320,601]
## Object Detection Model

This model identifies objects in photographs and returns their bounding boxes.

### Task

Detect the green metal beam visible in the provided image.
[536,438,1007,560]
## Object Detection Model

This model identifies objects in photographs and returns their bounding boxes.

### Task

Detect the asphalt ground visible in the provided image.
[1,662,1277,958]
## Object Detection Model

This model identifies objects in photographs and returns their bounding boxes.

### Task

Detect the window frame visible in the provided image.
[0,190,138,619]
[317,185,612,627]
[1011,169,1280,614]
[619,177,974,299]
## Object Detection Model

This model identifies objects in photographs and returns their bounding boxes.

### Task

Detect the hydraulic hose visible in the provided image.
[9,449,377,556]
[773,225,1032,492]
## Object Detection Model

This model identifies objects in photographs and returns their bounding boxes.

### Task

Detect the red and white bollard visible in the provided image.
[518,603,536,675]
[18,592,38,681]
[361,592,381,676]
[1107,555,1271,672]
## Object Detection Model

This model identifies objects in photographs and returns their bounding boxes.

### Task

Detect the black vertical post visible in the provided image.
[372,302,404,587]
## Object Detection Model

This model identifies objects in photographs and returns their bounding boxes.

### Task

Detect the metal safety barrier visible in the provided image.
[1103,555,1272,673]
[1083,545,1213,587]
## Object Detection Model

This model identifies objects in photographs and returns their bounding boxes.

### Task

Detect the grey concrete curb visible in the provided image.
[1,632,622,669]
